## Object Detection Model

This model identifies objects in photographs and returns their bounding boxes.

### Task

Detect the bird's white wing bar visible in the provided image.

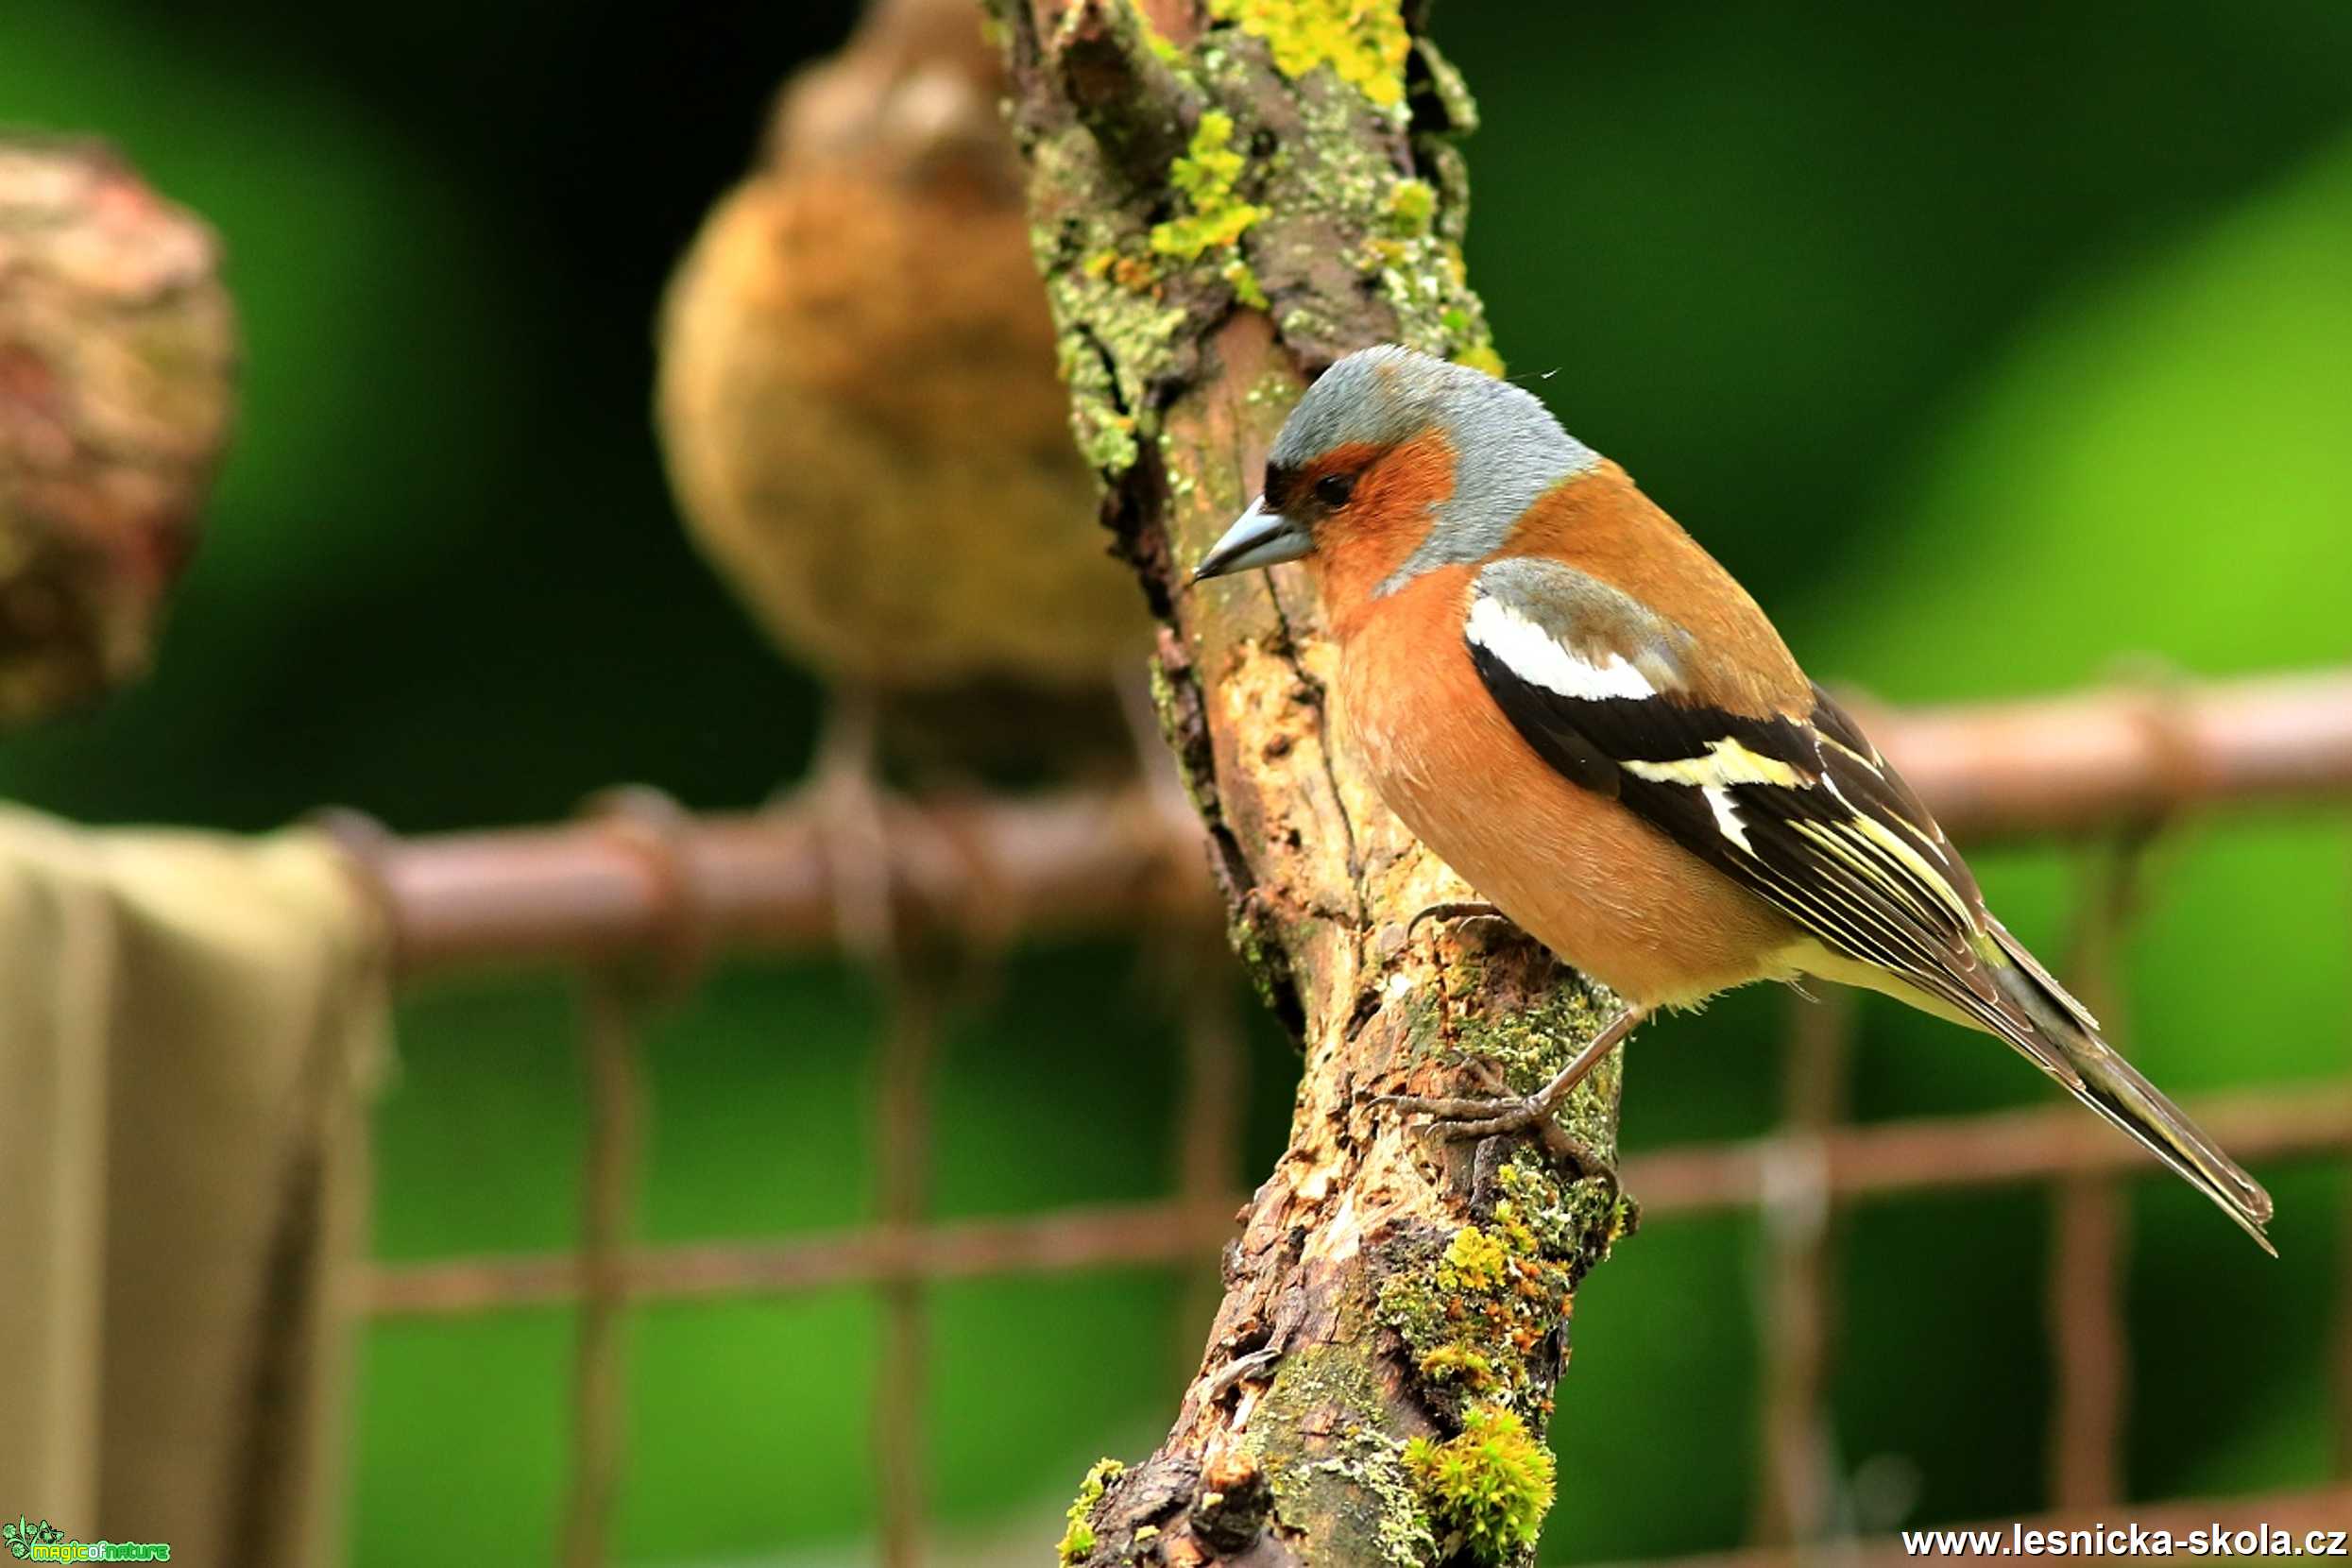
[1459,557,2072,1062]
[1465,593,1657,701]
[1622,737,1807,788]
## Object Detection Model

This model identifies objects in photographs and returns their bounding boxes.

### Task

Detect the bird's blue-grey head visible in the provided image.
[1189,345,1598,593]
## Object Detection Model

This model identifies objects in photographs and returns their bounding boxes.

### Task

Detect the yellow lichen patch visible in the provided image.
[1150,111,1267,261]
[1208,0,1412,109]
[1377,1158,1615,1428]
[1386,177,1437,236]
[1451,342,1506,377]
[1126,0,1185,64]
[1438,1224,1509,1292]
[1418,1343,1499,1390]
[1402,1404,1557,1562]
[1058,1457,1126,1564]
[1223,257,1270,310]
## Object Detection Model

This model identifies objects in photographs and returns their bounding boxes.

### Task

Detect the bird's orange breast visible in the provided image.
[1335,564,1800,1009]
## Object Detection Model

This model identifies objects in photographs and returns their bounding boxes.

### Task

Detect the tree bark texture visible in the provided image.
[995,6,1630,1565]
[0,137,236,727]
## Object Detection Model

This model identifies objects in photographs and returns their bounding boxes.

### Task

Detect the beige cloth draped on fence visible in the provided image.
[0,806,388,1566]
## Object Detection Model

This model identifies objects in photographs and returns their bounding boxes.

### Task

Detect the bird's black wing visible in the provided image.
[1459,556,2286,1248]
[1459,556,2089,1071]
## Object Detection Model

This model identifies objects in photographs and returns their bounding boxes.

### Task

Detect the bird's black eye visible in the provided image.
[1314,472,1356,508]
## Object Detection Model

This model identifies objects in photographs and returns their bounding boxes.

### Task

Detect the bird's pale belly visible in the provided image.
[1339,647,1800,1010]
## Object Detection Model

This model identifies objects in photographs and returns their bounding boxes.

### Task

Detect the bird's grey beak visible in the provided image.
[1190,496,1312,584]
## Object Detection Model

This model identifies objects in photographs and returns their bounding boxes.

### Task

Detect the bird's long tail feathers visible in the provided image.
[1986,926,2275,1255]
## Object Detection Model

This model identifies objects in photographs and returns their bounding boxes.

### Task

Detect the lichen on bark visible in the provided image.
[993,4,1629,1563]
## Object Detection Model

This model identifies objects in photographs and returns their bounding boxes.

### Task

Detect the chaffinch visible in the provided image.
[1193,345,2275,1252]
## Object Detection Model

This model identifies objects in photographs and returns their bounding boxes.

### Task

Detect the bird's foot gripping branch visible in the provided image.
[993,3,1630,1561]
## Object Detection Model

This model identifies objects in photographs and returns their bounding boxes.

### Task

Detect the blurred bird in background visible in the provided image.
[655,0,1147,819]
[653,19,1219,1542]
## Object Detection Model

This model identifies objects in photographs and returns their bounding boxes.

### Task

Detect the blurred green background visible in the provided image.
[4,2,2350,1562]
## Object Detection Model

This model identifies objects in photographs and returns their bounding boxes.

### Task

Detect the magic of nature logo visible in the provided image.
[3,1518,169,1561]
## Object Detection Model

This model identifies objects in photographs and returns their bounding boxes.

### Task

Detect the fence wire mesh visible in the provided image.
[336,671,2352,1566]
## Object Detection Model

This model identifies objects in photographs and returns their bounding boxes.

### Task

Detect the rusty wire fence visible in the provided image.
[335,669,2352,1566]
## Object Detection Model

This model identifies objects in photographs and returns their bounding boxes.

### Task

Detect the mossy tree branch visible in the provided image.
[993,4,1631,1563]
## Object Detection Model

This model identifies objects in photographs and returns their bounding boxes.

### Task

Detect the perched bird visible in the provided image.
[656,0,1146,787]
[1192,345,2275,1252]
[656,0,1155,951]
